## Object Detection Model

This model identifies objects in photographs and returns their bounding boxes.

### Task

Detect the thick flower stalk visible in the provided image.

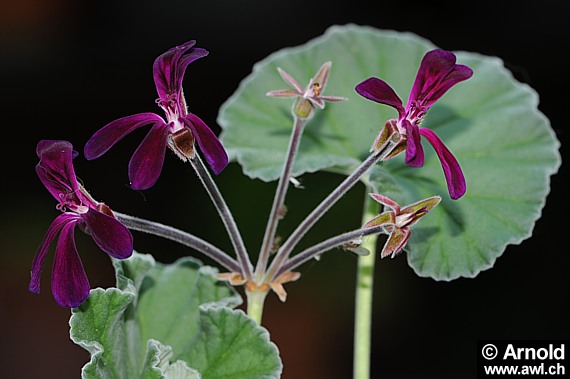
[355,49,473,199]
[363,193,441,257]
[84,40,228,190]
[30,140,133,308]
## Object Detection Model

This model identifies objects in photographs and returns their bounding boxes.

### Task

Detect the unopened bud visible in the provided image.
[371,119,402,154]
[293,97,314,120]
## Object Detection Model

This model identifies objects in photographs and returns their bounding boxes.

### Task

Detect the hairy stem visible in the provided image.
[115,212,241,272]
[190,153,253,280]
[275,225,384,277]
[256,117,306,281]
[265,150,384,282]
[353,195,379,379]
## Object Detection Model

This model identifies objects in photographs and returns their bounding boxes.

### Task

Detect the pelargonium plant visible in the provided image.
[30,25,560,379]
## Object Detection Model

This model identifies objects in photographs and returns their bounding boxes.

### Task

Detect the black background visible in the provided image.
[0,1,567,378]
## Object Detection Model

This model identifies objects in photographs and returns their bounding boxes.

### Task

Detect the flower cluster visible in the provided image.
[30,43,472,310]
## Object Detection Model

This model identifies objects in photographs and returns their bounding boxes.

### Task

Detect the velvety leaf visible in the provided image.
[181,307,282,379]
[70,287,136,379]
[140,340,201,379]
[136,258,242,361]
[70,252,281,379]
[218,24,560,280]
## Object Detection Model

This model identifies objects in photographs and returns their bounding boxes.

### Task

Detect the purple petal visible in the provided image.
[355,77,405,118]
[181,114,229,175]
[84,113,165,160]
[128,122,169,190]
[409,49,473,109]
[51,219,89,308]
[404,120,424,167]
[419,128,466,200]
[423,65,473,108]
[36,140,81,203]
[81,208,133,259]
[153,41,209,101]
[30,213,78,295]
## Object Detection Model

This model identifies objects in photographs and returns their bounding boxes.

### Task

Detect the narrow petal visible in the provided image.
[409,49,473,108]
[36,140,80,203]
[355,77,405,117]
[128,122,169,190]
[425,64,473,107]
[51,219,89,308]
[153,41,209,100]
[381,227,411,258]
[181,114,229,175]
[404,120,424,167]
[153,40,197,98]
[409,50,456,104]
[29,213,77,294]
[81,208,133,259]
[84,113,165,160]
[419,128,466,199]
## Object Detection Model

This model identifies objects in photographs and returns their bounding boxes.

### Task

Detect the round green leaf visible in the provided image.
[181,307,282,379]
[137,257,242,360]
[218,24,561,280]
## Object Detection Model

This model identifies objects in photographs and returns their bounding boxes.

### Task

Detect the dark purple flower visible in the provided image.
[84,40,228,190]
[355,49,473,199]
[30,140,133,308]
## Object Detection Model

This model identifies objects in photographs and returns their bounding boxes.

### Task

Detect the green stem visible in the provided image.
[353,194,379,379]
[246,288,269,325]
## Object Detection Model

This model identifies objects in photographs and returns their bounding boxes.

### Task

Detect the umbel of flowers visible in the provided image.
[30,41,472,314]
